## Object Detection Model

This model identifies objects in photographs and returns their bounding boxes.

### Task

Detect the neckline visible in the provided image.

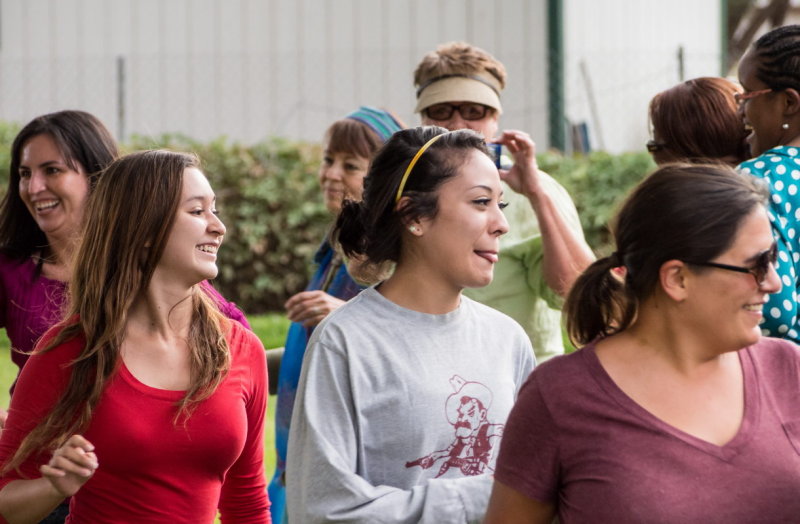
[365,285,466,323]
[24,255,68,285]
[760,145,799,158]
[117,360,186,401]
[582,344,759,461]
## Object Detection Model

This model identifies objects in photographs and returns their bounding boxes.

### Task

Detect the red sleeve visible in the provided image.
[0,327,82,489]
[199,281,252,330]
[218,324,270,523]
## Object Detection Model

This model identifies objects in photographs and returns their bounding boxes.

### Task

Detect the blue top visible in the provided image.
[739,146,800,341]
[267,240,363,523]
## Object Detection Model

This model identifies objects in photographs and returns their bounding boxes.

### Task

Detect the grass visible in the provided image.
[0,314,288,498]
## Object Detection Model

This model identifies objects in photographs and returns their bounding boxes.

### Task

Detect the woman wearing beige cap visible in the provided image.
[413,42,594,361]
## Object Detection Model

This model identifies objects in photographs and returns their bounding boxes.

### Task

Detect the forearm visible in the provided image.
[0,478,65,524]
[526,189,594,297]
[289,468,491,524]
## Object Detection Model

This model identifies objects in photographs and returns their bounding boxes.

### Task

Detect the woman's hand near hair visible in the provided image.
[285,290,345,328]
[0,435,97,523]
[483,480,556,524]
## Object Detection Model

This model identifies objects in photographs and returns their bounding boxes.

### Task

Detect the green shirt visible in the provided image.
[464,172,584,362]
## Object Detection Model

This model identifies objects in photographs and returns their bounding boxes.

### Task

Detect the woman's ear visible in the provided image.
[659,259,690,302]
[396,196,423,236]
[783,88,800,117]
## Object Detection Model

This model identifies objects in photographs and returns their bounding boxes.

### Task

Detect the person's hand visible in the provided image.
[285,290,345,328]
[0,408,8,429]
[39,435,98,497]
[494,130,543,198]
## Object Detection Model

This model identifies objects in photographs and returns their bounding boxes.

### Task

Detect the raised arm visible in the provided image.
[497,130,595,296]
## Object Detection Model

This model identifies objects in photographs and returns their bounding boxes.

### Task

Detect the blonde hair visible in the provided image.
[413,41,507,90]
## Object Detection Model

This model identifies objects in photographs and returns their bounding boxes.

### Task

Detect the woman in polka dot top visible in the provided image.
[738,25,800,341]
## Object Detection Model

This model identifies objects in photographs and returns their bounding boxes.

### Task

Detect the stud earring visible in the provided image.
[783,123,790,130]
[408,226,418,233]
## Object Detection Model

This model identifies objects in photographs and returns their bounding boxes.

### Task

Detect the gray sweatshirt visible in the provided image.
[286,286,535,523]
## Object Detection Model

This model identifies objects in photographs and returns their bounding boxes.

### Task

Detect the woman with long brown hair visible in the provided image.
[0,150,269,523]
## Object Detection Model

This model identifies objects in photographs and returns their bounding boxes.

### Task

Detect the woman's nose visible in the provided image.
[26,171,47,193]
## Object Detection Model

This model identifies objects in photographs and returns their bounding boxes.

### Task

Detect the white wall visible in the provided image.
[0,0,549,146]
[563,0,723,153]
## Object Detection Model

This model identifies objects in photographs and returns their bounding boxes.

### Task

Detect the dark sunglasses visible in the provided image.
[685,243,778,287]
[424,103,491,121]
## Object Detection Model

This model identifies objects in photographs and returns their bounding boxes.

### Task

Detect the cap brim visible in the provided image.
[415,77,502,114]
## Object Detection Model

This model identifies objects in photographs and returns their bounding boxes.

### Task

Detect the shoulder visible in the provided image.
[739,147,799,174]
[520,348,588,398]
[21,324,84,378]
[463,296,527,333]
[226,319,265,362]
[316,287,373,327]
[746,337,800,374]
[745,337,800,411]
[536,169,572,197]
[0,252,32,276]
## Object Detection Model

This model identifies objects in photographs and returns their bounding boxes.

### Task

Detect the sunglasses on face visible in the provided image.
[424,103,491,121]
[685,243,778,287]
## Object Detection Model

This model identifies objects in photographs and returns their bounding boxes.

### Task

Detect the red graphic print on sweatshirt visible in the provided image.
[405,375,503,477]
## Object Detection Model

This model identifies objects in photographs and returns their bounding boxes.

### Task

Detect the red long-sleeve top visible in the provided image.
[0,320,270,523]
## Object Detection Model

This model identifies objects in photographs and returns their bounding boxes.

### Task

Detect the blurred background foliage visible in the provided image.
[0,120,655,313]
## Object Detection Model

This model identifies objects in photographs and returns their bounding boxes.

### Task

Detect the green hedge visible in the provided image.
[541,150,656,255]
[0,120,655,313]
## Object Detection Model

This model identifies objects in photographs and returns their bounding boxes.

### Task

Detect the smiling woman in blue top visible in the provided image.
[268,107,403,523]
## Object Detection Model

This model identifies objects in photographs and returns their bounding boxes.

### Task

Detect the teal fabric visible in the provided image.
[345,106,402,141]
[739,146,800,342]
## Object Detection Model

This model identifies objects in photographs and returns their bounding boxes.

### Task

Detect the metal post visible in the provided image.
[116,56,125,142]
[677,46,685,82]
[547,0,565,151]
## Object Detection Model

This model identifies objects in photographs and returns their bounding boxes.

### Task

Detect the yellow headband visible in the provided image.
[395,133,447,203]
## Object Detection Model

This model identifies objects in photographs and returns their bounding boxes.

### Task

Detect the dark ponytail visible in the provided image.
[335,199,370,258]
[564,256,636,347]
[565,163,768,347]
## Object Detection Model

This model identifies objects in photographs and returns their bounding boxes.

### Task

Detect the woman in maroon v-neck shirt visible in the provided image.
[486,163,800,523]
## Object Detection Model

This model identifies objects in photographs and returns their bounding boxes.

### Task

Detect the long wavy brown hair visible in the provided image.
[4,150,230,473]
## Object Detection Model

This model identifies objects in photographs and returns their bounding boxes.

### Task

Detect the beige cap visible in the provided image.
[415,74,503,114]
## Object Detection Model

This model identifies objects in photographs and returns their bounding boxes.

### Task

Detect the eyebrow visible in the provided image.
[470,184,504,196]
[184,195,216,204]
[744,242,776,263]
[19,160,64,169]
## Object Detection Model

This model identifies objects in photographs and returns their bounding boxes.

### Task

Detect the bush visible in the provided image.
[0,121,20,198]
[539,150,656,255]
